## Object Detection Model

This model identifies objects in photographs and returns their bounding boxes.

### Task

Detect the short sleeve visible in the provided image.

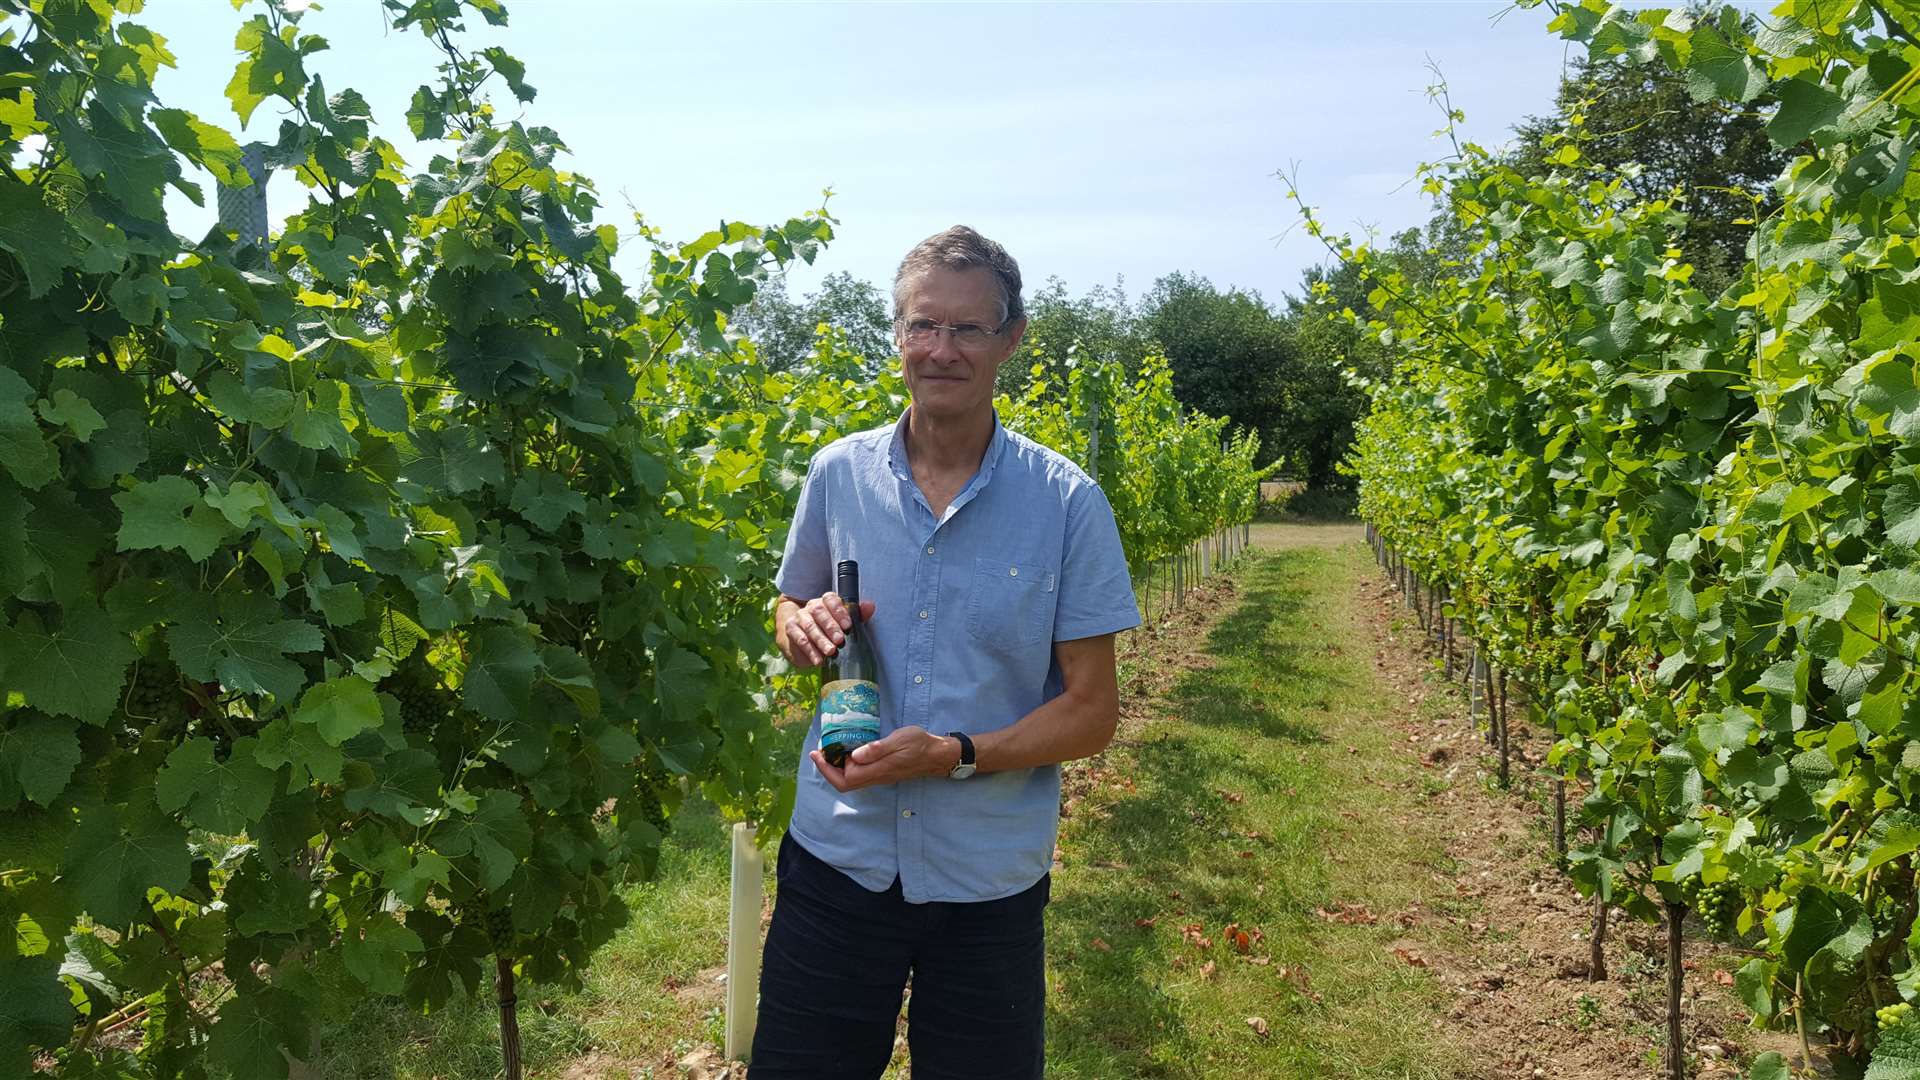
[1053,483,1141,641]
[774,457,833,600]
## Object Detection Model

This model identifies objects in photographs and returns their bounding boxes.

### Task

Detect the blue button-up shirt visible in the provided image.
[774,411,1141,902]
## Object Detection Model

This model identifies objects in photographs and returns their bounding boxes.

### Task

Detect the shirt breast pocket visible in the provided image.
[965,558,1055,650]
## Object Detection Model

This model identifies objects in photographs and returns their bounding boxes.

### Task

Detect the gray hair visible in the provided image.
[891,225,1025,326]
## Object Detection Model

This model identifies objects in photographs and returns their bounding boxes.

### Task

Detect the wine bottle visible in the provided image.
[818,560,880,768]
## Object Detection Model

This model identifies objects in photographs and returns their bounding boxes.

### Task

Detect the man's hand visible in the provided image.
[811,726,960,792]
[776,592,877,668]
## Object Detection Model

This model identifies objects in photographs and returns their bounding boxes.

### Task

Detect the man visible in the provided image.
[751,226,1140,1079]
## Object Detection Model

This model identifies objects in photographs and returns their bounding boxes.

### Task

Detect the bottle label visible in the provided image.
[818,678,881,751]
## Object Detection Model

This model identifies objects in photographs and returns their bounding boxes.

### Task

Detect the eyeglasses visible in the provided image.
[897,318,1007,349]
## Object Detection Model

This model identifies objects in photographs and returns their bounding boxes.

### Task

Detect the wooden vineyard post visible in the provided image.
[1554,778,1567,861]
[1086,395,1100,485]
[1589,891,1610,982]
[1468,644,1483,720]
[497,956,523,1080]
[1443,586,1454,681]
[1664,900,1686,1080]
[1496,668,1510,788]
[1482,654,1496,748]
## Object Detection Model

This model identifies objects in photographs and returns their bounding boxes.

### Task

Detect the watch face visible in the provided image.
[949,763,976,780]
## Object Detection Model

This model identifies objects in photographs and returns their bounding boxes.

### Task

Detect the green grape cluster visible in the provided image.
[1679,877,1742,940]
[1879,1002,1913,1032]
[634,757,671,833]
[125,659,194,739]
[384,665,456,734]
[487,906,514,950]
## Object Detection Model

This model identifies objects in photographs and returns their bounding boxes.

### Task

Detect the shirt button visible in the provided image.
[901,809,915,818]
[919,610,929,619]
[926,545,936,555]
[913,674,925,684]
[1009,567,1018,577]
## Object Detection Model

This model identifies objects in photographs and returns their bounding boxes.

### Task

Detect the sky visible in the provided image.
[138,1,1584,309]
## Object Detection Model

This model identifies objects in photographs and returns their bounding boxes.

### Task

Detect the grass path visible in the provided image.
[1042,534,1472,1078]
[317,532,1494,1078]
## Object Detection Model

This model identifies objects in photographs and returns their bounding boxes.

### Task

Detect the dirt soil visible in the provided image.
[1348,564,1804,1080]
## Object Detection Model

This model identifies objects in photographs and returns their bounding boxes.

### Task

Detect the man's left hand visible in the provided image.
[811,726,960,792]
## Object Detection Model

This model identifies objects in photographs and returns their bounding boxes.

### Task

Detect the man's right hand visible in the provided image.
[776,592,877,669]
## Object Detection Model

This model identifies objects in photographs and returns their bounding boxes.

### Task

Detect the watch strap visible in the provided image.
[946,731,975,778]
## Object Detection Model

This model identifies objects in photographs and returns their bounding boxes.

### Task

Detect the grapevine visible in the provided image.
[1316,0,1920,1071]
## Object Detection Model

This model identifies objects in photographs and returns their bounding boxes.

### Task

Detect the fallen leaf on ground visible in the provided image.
[1246,1016,1269,1037]
[1090,937,1111,952]
[1714,970,1734,987]
[1135,916,1157,928]
[1392,947,1429,968]
[1199,960,1217,980]
[1313,903,1379,925]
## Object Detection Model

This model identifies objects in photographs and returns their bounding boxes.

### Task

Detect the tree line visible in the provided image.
[731,264,1378,491]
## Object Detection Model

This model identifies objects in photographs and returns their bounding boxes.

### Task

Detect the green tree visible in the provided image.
[999,276,1151,396]
[730,270,893,371]
[1140,272,1291,471]
[1283,227,1453,490]
[1507,23,1790,293]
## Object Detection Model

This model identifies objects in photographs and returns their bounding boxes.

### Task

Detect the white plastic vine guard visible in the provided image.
[725,821,765,1062]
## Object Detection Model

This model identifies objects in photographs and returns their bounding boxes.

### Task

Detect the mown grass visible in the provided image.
[1042,541,1470,1079]
[321,539,1468,1078]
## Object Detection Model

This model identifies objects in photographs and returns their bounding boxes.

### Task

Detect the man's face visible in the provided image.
[895,267,1027,421]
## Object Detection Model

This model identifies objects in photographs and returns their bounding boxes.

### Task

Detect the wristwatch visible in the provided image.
[946,731,976,780]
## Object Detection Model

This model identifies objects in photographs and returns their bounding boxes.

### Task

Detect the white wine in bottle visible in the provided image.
[818,560,879,767]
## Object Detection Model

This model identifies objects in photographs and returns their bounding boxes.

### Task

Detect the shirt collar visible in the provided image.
[886,407,1008,489]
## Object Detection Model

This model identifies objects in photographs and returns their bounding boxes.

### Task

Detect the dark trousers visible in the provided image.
[749,833,1049,1080]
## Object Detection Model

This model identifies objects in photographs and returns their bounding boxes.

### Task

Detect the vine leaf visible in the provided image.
[1,605,136,726]
[167,592,324,704]
[253,716,343,789]
[341,748,441,823]
[0,368,57,490]
[1683,22,1769,103]
[113,476,233,561]
[435,789,532,891]
[402,910,486,1012]
[206,986,309,1080]
[61,799,192,928]
[342,914,424,995]
[0,711,83,808]
[1768,78,1846,147]
[1883,477,1920,547]
[654,645,709,723]
[0,183,82,297]
[292,676,384,745]
[35,389,105,442]
[154,737,276,834]
[150,107,247,187]
[1870,1012,1920,1078]
[377,605,428,661]
[465,626,539,722]
[0,954,71,1077]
